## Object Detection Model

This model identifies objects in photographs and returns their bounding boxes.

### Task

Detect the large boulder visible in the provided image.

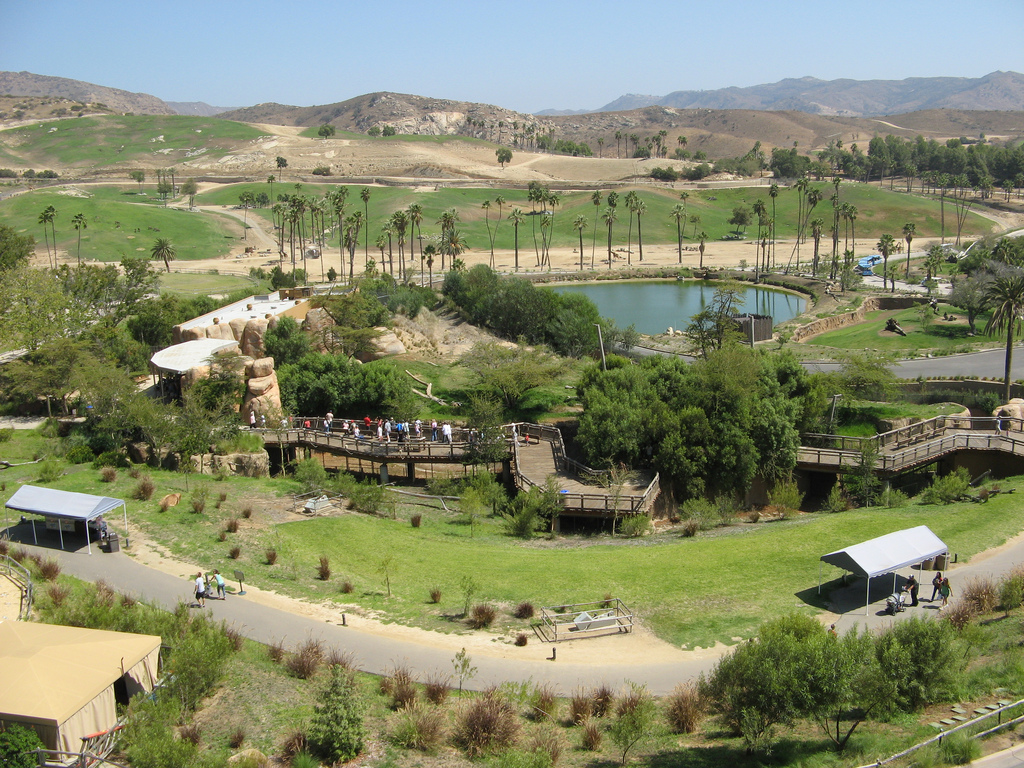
[205,321,236,341]
[994,398,1024,426]
[246,357,275,379]
[356,328,407,361]
[240,316,270,358]
[190,451,270,478]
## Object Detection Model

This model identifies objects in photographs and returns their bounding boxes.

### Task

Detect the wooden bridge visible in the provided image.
[798,416,1024,476]
[261,421,661,518]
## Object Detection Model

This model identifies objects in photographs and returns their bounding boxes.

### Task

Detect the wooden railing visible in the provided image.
[1,552,33,620]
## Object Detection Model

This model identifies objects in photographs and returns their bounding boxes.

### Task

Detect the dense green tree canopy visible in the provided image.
[277,353,416,420]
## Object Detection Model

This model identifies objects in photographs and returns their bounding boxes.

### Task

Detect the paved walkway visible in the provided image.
[10,521,1024,695]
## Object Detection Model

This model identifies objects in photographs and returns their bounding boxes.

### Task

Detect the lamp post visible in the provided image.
[595,324,607,371]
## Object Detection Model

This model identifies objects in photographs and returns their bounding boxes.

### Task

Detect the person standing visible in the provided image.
[940,577,952,607]
[931,571,943,602]
[249,410,257,429]
[324,411,333,434]
[431,418,438,442]
[906,574,919,607]
[442,422,453,444]
[193,573,206,608]
[213,570,226,600]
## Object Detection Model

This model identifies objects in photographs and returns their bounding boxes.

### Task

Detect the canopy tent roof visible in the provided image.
[6,485,124,522]
[0,622,161,728]
[149,338,238,375]
[821,525,947,578]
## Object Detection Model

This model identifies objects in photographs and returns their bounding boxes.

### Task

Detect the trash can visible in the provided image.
[107,533,120,553]
[921,557,934,571]
[935,553,948,570]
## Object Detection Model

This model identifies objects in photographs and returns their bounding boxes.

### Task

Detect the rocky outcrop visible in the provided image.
[356,328,407,361]
[189,451,270,478]
[994,398,1024,426]
[242,357,281,423]
[240,316,277,358]
[791,296,925,342]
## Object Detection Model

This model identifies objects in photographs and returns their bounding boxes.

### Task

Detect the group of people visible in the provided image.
[900,571,952,608]
[193,570,226,608]
[306,414,457,445]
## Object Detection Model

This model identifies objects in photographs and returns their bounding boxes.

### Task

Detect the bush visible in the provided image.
[325,648,355,671]
[531,684,558,721]
[823,483,849,513]
[591,685,614,718]
[38,558,61,581]
[241,505,253,519]
[456,689,520,757]
[665,681,705,733]
[513,601,535,619]
[35,457,63,483]
[424,674,451,705]
[411,513,422,528]
[469,603,497,629]
[619,514,649,537]
[286,638,323,679]
[961,576,998,615]
[190,486,208,513]
[680,498,719,530]
[279,730,308,762]
[1000,573,1024,614]
[920,467,971,505]
[292,457,328,494]
[228,546,241,559]
[942,600,977,630]
[47,583,70,607]
[768,478,803,516]
[429,586,442,603]
[317,555,331,581]
[348,480,386,514]
[99,466,117,483]
[938,731,981,765]
[268,640,285,663]
[65,445,94,464]
[391,704,446,752]
[311,165,331,176]
[265,548,277,565]
[875,616,966,710]
[383,665,417,710]
[880,486,909,508]
[680,519,700,537]
[340,580,354,594]
[228,727,246,749]
[0,723,45,768]
[515,632,529,646]
[179,722,202,745]
[224,517,239,533]
[569,689,593,724]
[581,719,602,751]
[308,666,365,764]
[132,476,155,501]
[93,450,130,469]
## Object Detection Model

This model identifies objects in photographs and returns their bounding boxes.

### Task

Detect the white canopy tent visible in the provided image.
[4,485,128,555]
[819,525,948,615]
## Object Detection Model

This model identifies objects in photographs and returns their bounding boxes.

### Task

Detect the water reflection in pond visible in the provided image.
[549,280,806,336]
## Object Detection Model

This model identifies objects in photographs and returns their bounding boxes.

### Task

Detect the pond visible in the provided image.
[548,280,807,336]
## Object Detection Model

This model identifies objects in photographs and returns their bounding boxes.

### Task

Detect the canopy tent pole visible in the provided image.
[31,518,37,545]
[58,519,65,551]
[85,521,91,555]
[817,561,821,594]
[121,501,128,549]
[892,572,897,594]
[865,576,870,616]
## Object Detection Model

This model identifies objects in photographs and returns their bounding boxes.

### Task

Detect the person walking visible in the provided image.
[213,569,226,600]
[939,577,952,607]
[931,571,944,602]
[906,574,919,607]
[249,410,257,429]
[193,573,206,608]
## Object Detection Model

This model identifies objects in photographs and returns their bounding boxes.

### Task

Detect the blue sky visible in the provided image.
[3,0,1024,114]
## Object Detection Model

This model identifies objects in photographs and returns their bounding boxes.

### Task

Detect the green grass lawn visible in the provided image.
[0,115,267,169]
[803,305,997,354]
[8,425,1024,650]
[0,186,241,262]
[158,271,263,296]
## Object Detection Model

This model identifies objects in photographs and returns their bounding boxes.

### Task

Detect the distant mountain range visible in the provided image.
[537,71,1024,117]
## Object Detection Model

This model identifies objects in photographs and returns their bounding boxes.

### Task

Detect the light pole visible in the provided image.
[595,324,607,371]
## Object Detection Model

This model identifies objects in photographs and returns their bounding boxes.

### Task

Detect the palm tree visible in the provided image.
[38,207,55,268]
[615,131,623,159]
[810,218,824,275]
[671,203,686,263]
[877,233,897,292]
[492,195,505,253]
[601,207,617,269]
[360,187,371,264]
[422,243,437,286]
[72,212,87,266]
[391,210,409,281]
[440,228,468,271]
[698,231,708,269]
[903,222,916,280]
[768,183,780,269]
[985,273,1024,402]
[624,191,638,265]
[481,200,493,267]
[573,215,588,271]
[590,190,602,266]
[508,207,524,272]
[267,175,275,202]
[407,203,423,275]
[634,200,647,262]
[151,238,176,273]
[345,212,363,280]
[437,208,459,271]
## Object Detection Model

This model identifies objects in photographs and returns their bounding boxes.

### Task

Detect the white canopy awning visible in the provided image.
[4,485,128,555]
[820,525,948,615]
[821,525,947,578]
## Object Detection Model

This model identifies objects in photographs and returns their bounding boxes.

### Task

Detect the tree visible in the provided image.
[949,272,993,335]
[317,124,335,139]
[151,238,176,273]
[902,222,916,279]
[0,223,33,272]
[698,230,708,270]
[729,206,751,233]
[671,203,686,263]
[309,666,365,764]
[462,342,564,411]
[985,270,1024,402]
[686,285,741,357]
[263,315,312,366]
[0,723,45,768]
[590,190,602,267]
[275,156,287,177]
[768,183,780,269]
[508,207,524,272]
[601,206,617,269]
[180,178,198,209]
[360,187,371,264]
[832,350,898,401]
[876,233,897,291]
[609,685,657,765]
[70,212,87,266]
[573,214,588,271]
[38,206,56,268]
[129,170,145,193]
[634,199,647,262]
[495,147,512,168]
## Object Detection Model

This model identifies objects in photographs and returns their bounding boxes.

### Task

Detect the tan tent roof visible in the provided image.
[0,622,161,727]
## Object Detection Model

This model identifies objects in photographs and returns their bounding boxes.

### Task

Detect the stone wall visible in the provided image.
[791,296,925,342]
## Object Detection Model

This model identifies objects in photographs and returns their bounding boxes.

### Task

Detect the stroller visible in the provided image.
[885,590,907,615]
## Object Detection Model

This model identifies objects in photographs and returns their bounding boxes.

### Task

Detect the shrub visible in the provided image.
[99,466,117,483]
[680,519,700,537]
[531,684,558,721]
[581,718,602,750]
[619,514,649,538]
[569,689,594,724]
[290,752,318,768]
[224,517,239,533]
[0,540,7,556]
[875,616,966,709]
[384,665,417,710]
[222,625,244,651]
[1000,573,1024,614]
[391,704,446,752]
[823,483,849,513]
[292,457,328,494]
[9,547,26,563]
[38,458,63,482]
[228,727,246,749]
[191,486,208,514]
[119,592,137,609]
[228,546,241,559]
[423,677,453,709]
[47,583,70,607]
[265,548,277,565]
[128,466,142,480]
[65,445,94,464]
[279,730,308,762]
[348,480,386,514]
[938,731,981,765]
[456,689,520,757]
[286,638,324,679]
[768,478,803,516]
[609,685,657,764]
[93,450,129,469]
[943,600,977,630]
[513,601,535,619]
[591,685,614,718]
[0,428,13,443]
[880,486,909,508]
[179,722,202,745]
[962,576,998,615]
[308,665,365,764]
[218,531,227,542]
[325,648,355,670]
[429,586,442,603]
[340,580,354,594]
[469,603,497,629]
[411,513,422,528]
[528,729,563,767]
[665,681,705,733]
[0,723,44,768]
[38,558,61,581]
[241,505,253,519]
[680,498,719,530]
[132,476,155,501]
[268,640,285,663]
[515,633,529,647]
[317,556,331,581]
[920,467,971,505]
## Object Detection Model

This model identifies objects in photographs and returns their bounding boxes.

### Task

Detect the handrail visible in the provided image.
[1,552,33,620]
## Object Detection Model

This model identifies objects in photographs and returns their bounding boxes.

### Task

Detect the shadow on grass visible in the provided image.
[793,579,841,611]
[645,736,838,768]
